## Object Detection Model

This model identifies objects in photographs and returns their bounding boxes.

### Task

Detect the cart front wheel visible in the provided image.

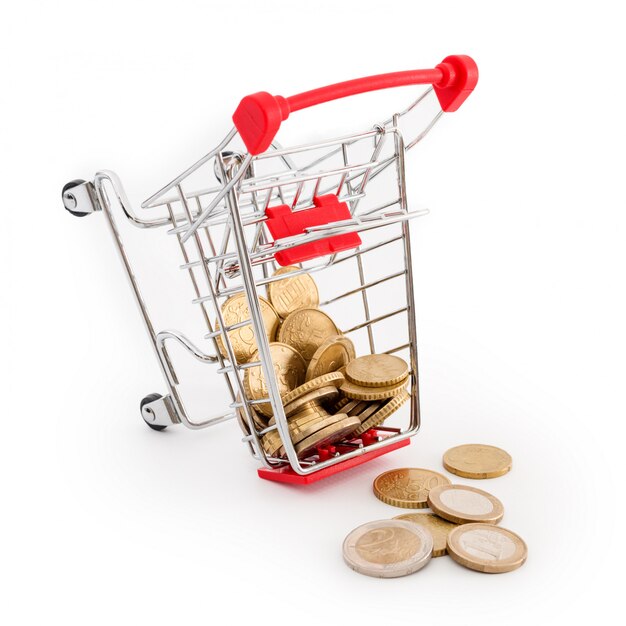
[141,393,168,431]
[62,179,90,217]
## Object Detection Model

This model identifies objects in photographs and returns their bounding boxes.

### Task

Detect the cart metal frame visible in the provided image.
[62,56,477,483]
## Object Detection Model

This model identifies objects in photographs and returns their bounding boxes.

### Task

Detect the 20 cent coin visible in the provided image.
[373,468,451,509]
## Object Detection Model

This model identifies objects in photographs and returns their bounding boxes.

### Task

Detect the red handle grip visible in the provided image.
[233,55,478,155]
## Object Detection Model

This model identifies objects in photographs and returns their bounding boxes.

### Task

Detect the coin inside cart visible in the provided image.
[342,519,433,578]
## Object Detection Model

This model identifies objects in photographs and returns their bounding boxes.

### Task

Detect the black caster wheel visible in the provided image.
[140,393,168,431]
[62,179,90,217]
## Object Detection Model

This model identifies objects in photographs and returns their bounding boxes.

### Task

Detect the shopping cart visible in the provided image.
[62,55,478,484]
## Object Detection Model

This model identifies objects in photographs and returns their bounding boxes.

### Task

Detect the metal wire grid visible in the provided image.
[93,87,443,475]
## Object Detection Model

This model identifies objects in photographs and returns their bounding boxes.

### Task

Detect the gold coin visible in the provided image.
[267,266,320,318]
[216,294,280,363]
[305,335,356,381]
[355,401,383,423]
[276,413,343,456]
[352,390,409,437]
[338,399,363,416]
[343,400,369,417]
[262,406,330,456]
[393,513,458,557]
[373,468,451,509]
[278,308,340,362]
[340,376,408,401]
[263,407,337,457]
[280,372,344,407]
[447,524,527,573]
[295,414,361,457]
[427,484,504,525]
[243,343,306,417]
[329,396,351,414]
[346,354,409,388]
[443,444,512,479]
[282,385,340,418]
[268,385,339,423]
[342,520,433,578]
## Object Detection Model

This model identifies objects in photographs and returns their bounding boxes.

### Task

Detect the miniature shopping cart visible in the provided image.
[62,55,478,484]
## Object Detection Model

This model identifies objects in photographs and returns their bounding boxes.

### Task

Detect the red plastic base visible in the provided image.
[257,431,410,485]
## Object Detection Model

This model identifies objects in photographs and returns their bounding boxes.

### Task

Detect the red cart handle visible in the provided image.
[233,55,478,155]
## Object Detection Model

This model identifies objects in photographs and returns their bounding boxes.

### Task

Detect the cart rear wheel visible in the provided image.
[141,393,168,431]
[62,179,90,217]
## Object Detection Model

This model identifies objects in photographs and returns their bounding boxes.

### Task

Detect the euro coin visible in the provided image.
[295,414,360,457]
[262,405,330,456]
[337,399,364,416]
[346,354,409,388]
[352,390,409,437]
[340,376,408,401]
[427,484,504,525]
[447,524,527,573]
[280,372,344,407]
[329,396,351,414]
[243,342,306,417]
[305,335,356,381]
[278,308,340,362]
[443,444,512,479]
[373,468,451,509]
[267,266,319,318]
[342,519,433,578]
[216,294,279,363]
[354,401,383,423]
[276,413,343,457]
[282,385,340,418]
[393,513,458,557]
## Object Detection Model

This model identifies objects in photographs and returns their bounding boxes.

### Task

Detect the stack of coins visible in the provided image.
[218,266,411,459]
[342,445,528,578]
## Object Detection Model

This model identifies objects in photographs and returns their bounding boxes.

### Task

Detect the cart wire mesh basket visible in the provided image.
[62,55,478,484]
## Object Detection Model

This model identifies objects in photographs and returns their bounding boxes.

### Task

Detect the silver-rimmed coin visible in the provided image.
[427,484,504,525]
[447,524,527,573]
[342,519,433,578]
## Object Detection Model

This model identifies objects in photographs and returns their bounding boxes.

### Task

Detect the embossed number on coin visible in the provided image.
[373,468,451,509]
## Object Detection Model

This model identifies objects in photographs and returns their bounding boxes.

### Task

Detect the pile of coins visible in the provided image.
[219,266,410,459]
[343,444,528,577]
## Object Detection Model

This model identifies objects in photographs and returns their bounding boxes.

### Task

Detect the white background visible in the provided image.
[2,1,625,624]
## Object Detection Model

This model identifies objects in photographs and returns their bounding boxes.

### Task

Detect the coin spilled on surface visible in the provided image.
[344,447,527,577]
[447,524,527,573]
[427,484,505,525]
[342,520,433,578]
[443,444,512,479]
[373,468,451,509]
